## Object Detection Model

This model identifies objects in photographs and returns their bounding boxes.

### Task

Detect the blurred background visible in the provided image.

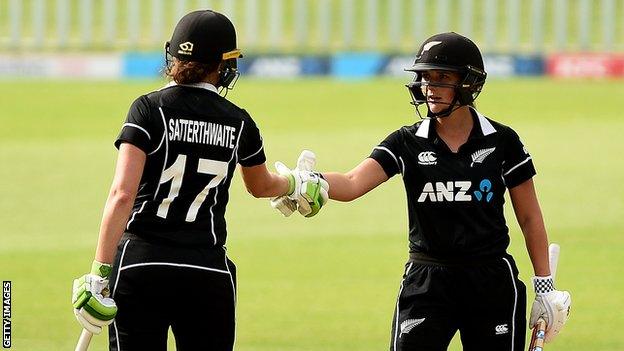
[1,0,623,79]
[1,1,623,350]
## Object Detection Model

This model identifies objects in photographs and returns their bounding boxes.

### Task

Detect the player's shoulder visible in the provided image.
[377,123,421,144]
[397,122,422,138]
[125,93,153,116]
[223,99,252,119]
[474,110,519,141]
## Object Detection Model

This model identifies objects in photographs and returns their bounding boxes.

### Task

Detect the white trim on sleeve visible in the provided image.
[122,123,151,140]
[503,156,532,176]
[240,142,264,162]
[373,146,401,171]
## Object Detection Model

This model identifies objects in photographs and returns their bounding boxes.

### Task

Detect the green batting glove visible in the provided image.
[296,171,329,217]
[72,261,118,334]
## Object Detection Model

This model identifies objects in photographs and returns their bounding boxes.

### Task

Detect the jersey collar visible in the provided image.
[162,81,219,94]
[415,106,497,139]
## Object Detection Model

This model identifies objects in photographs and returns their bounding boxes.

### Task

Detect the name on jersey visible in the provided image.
[168,118,237,149]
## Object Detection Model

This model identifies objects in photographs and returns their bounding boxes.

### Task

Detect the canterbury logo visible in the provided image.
[400,318,425,337]
[495,324,509,335]
[178,41,194,55]
[420,41,442,55]
[470,147,496,167]
[418,151,437,165]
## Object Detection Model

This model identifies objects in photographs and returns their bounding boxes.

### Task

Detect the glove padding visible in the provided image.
[270,195,297,217]
[274,161,329,217]
[294,170,329,217]
[72,261,118,334]
[529,276,571,343]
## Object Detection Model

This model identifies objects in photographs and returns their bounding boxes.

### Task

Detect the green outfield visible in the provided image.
[1,78,623,350]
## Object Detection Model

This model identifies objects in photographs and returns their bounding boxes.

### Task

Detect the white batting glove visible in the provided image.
[529,275,572,343]
[293,170,329,217]
[272,160,300,214]
[270,195,297,217]
[271,150,328,217]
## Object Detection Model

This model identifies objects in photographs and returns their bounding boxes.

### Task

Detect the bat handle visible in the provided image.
[75,329,93,351]
[297,150,316,171]
[528,319,547,351]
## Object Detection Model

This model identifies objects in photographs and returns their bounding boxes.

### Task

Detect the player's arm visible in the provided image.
[508,178,549,276]
[72,143,145,335]
[510,178,571,341]
[240,163,290,198]
[94,143,146,263]
[322,158,388,202]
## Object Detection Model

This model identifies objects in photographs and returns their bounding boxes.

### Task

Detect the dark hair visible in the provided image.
[166,59,220,85]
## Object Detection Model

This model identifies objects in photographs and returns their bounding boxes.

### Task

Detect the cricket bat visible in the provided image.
[74,329,93,351]
[270,150,316,216]
[528,243,560,351]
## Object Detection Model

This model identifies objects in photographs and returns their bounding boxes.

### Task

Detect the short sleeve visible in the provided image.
[502,128,536,188]
[369,129,403,178]
[237,111,266,167]
[114,96,157,153]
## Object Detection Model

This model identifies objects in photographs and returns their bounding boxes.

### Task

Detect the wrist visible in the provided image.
[90,260,113,278]
[532,275,554,295]
[283,174,295,195]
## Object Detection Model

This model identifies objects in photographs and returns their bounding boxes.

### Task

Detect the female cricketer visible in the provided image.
[70,10,327,351]
[320,32,571,350]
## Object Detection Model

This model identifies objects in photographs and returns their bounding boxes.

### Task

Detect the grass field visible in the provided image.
[1,78,623,350]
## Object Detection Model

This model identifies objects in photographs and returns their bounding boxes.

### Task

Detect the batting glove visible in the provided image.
[529,275,572,342]
[72,261,118,334]
[273,162,329,217]
[294,170,329,217]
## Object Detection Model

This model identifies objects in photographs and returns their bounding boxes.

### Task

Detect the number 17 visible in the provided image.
[156,154,229,222]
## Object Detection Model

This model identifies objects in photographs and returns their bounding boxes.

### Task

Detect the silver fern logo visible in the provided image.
[400,318,425,337]
[470,147,496,167]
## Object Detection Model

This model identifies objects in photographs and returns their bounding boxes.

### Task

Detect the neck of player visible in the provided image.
[434,105,473,153]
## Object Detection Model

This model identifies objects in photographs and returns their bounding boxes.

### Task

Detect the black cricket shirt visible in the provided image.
[114,82,266,247]
[369,108,536,259]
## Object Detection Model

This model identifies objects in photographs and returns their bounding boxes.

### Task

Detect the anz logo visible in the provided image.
[474,179,494,202]
[417,179,494,203]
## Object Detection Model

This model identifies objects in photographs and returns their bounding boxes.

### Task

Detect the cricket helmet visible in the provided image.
[165,10,243,91]
[405,32,487,118]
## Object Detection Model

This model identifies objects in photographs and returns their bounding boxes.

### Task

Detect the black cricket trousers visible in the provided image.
[390,254,527,351]
[108,232,237,351]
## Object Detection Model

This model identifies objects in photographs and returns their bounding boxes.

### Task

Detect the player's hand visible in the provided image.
[273,161,329,217]
[72,261,118,334]
[292,170,329,217]
[529,275,571,342]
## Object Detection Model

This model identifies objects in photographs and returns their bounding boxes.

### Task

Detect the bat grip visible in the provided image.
[529,319,547,351]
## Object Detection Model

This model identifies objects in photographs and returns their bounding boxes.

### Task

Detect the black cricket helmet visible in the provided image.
[405,32,487,118]
[165,10,243,92]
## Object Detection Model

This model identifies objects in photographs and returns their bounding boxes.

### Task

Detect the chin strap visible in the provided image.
[417,96,463,120]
